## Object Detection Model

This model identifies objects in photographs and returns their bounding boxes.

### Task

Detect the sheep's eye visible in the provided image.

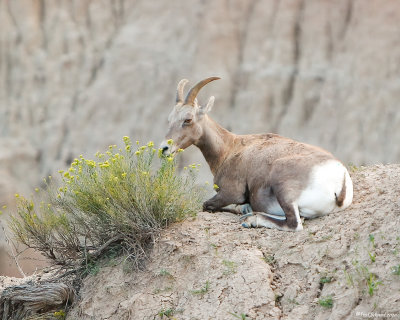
[183,119,192,125]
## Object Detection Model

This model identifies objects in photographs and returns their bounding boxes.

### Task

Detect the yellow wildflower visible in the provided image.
[99,161,110,168]
[167,139,173,145]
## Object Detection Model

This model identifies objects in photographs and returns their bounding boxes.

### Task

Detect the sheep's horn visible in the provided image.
[184,77,220,106]
[176,79,189,103]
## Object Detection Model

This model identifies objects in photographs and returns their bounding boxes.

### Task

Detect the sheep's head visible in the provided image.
[160,77,220,155]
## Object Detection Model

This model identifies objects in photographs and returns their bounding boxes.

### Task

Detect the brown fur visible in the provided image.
[162,78,349,231]
[195,115,335,210]
[335,174,347,207]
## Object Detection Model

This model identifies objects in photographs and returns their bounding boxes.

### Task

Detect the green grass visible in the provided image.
[9,137,204,270]
[368,251,376,263]
[366,273,382,296]
[222,260,237,275]
[319,276,333,284]
[344,260,383,296]
[318,296,333,308]
[191,281,210,295]
[369,234,375,248]
[159,269,172,277]
[228,312,250,319]
[158,308,175,318]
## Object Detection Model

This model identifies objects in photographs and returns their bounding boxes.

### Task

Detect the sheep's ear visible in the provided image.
[199,96,215,114]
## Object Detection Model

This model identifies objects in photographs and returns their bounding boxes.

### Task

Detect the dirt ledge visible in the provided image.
[3,164,400,320]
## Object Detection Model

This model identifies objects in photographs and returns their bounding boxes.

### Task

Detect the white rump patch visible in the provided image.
[297,160,353,218]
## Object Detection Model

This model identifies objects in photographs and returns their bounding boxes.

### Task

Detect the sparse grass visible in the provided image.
[228,312,250,319]
[366,272,382,296]
[345,261,382,296]
[158,308,175,318]
[159,269,172,277]
[222,260,237,275]
[153,286,173,294]
[368,251,376,263]
[344,268,354,287]
[318,296,333,308]
[210,243,219,254]
[191,281,210,295]
[9,137,204,271]
[348,163,361,172]
[287,298,300,305]
[319,276,333,284]
[262,253,276,265]
[369,234,375,248]
[81,260,100,277]
[391,265,400,275]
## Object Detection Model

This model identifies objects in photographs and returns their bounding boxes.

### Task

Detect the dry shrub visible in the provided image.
[9,137,204,269]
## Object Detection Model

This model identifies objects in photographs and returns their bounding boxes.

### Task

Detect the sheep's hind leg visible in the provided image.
[220,203,253,215]
[240,201,303,232]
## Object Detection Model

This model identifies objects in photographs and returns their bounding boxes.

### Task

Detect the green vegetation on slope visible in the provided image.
[9,137,204,269]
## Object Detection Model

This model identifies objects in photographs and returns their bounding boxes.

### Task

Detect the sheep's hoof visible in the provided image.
[239,213,253,221]
[240,213,257,228]
[240,204,253,215]
[203,203,216,212]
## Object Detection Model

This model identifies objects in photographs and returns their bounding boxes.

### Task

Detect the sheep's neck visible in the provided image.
[195,115,236,176]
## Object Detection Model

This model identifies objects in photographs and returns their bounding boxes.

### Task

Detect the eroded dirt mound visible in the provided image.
[65,164,400,320]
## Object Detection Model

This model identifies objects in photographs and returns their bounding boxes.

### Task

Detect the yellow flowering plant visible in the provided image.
[9,136,205,268]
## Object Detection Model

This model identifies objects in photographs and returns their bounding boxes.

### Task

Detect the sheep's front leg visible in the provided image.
[203,191,246,213]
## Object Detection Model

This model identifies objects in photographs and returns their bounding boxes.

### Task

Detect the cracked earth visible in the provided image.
[67,164,400,320]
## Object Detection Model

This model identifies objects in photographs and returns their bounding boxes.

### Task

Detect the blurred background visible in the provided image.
[1,0,399,276]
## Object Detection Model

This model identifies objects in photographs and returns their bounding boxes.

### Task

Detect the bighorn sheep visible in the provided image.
[160,77,353,231]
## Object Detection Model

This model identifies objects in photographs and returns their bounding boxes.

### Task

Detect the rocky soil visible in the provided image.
[53,164,400,320]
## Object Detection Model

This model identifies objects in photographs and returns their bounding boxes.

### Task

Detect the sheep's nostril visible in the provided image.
[162,146,169,154]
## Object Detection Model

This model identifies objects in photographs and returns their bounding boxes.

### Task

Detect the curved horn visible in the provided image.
[184,77,220,106]
[176,79,189,103]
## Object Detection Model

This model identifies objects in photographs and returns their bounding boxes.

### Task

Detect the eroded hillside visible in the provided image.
[61,164,400,320]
